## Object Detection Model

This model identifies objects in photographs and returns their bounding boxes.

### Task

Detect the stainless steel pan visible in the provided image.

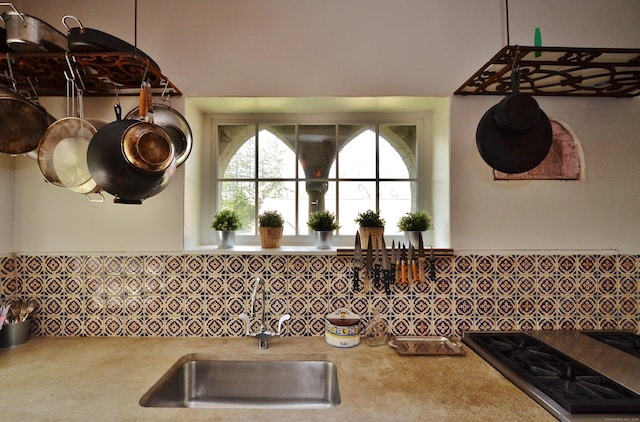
[0,84,53,155]
[0,4,67,53]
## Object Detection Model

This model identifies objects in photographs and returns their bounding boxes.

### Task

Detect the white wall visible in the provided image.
[0,155,15,254]
[9,0,640,253]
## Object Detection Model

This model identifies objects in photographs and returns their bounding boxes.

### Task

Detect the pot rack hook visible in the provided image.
[26,77,39,102]
[63,52,79,117]
[159,78,172,105]
[510,45,521,95]
[0,3,26,25]
[62,15,85,34]
[4,52,17,92]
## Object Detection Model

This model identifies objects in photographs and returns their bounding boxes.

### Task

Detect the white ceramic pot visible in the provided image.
[325,308,361,348]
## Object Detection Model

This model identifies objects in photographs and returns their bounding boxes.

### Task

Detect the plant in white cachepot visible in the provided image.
[211,209,242,248]
[307,210,340,249]
[397,210,433,247]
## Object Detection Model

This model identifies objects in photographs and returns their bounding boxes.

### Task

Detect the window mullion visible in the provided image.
[294,124,300,235]
[375,123,380,211]
[254,124,259,235]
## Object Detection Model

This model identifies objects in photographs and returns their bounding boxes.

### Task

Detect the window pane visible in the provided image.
[298,181,336,234]
[380,181,414,235]
[219,125,255,179]
[338,181,377,234]
[257,128,296,179]
[219,181,255,233]
[298,125,336,180]
[379,125,416,179]
[338,125,376,178]
[259,181,296,235]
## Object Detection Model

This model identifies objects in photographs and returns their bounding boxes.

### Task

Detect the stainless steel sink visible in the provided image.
[140,355,341,409]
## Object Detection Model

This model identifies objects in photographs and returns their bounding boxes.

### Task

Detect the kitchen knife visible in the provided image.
[400,244,407,284]
[372,240,381,290]
[380,237,392,295]
[429,246,436,281]
[418,234,425,282]
[390,240,397,285]
[409,244,418,283]
[365,234,374,291]
[393,240,401,284]
[352,232,362,291]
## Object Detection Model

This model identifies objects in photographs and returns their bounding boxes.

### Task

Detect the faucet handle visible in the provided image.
[276,314,291,336]
[238,313,251,336]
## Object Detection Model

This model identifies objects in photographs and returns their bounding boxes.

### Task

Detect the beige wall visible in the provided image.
[0,155,14,254]
[6,0,640,253]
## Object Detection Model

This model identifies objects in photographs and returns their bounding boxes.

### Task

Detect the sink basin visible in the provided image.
[140,355,341,409]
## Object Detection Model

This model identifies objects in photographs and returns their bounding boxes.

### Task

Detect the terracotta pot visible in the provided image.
[358,226,384,250]
[259,226,283,248]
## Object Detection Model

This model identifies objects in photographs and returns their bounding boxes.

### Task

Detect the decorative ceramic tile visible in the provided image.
[184,254,206,274]
[124,256,144,275]
[265,255,287,274]
[2,253,638,338]
[598,255,617,273]
[44,276,63,295]
[84,256,103,275]
[598,276,618,295]
[85,276,104,295]
[104,256,124,275]
[618,255,637,273]
[454,256,473,274]
[578,255,597,273]
[144,255,165,275]
[538,256,557,273]
[476,256,495,274]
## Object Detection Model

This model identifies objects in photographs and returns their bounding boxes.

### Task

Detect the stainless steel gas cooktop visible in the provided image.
[463,330,640,422]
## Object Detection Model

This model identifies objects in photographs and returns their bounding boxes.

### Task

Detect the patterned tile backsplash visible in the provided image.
[1,253,638,337]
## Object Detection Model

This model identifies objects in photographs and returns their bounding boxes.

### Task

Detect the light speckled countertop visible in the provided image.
[0,336,555,421]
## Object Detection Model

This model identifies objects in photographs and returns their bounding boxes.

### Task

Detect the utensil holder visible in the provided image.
[0,319,32,348]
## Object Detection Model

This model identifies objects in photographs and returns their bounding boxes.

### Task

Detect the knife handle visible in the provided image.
[373,265,381,289]
[352,266,360,291]
[395,260,401,283]
[401,262,407,284]
[411,261,418,282]
[383,271,392,295]
[418,258,425,282]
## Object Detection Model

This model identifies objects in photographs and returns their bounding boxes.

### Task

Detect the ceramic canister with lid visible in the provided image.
[325,307,361,348]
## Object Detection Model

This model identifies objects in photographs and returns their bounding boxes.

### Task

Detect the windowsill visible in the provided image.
[186,245,341,255]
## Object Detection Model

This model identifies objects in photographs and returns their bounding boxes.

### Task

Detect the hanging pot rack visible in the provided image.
[454,44,640,97]
[455,0,640,98]
[0,51,181,96]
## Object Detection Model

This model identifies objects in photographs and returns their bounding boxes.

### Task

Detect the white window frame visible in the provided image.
[199,111,434,249]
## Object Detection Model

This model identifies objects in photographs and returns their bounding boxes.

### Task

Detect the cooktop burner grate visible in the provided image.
[581,331,640,359]
[466,332,640,414]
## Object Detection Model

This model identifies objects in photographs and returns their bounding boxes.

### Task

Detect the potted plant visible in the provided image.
[397,210,433,247]
[211,209,242,248]
[258,210,284,248]
[355,209,385,249]
[307,210,340,249]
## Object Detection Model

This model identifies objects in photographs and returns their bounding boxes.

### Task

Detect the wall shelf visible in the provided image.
[0,52,181,97]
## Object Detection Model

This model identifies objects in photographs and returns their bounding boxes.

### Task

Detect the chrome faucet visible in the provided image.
[239,277,290,349]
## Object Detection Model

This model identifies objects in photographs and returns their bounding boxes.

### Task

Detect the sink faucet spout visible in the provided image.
[239,277,290,350]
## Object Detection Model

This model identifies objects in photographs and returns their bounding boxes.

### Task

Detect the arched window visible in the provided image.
[211,114,431,247]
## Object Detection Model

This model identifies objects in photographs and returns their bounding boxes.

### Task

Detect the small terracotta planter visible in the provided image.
[259,226,283,248]
[358,226,384,249]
